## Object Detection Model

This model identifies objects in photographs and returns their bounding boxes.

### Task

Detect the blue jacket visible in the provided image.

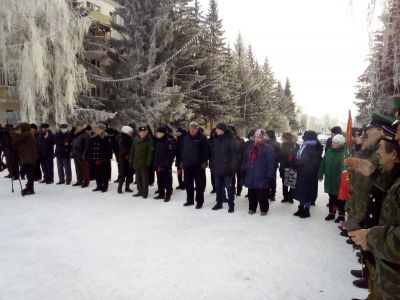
[241,142,275,189]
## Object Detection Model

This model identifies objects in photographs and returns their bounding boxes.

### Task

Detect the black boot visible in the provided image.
[293,206,303,216]
[21,188,35,196]
[125,183,133,193]
[281,197,289,203]
[325,213,335,221]
[117,182,123,194]
[335,214,345,223]
[164,193,172,202]
[350,270,363,279]
[212,203,223,210]
[353,278,368,289]
[154,195,165,200]
[228,204,234,213]
[299,207,311,218]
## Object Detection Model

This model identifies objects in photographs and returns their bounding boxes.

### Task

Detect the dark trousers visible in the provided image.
[231,170,243,195]
[248,188,269,213]
[56,157,72,183]
[40,158,54,181]
[328,194,346,215]
[184,166,206,205]
[74,157,90,185]
[267,168,277,199]
[21,164,34,191]
[136,167,149,196]
[93,161,109,191]
[148,167,155,185]
[118,160,134,186]
[177,167,184,187]
[34,158,42,180]
[156,169,173,197]
[5,154,19,178]
[282,179,293,201]
[211,171,216,191]
[215,175,235,205]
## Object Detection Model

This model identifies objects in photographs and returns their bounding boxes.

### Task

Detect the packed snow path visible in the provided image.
[0,163,367,299]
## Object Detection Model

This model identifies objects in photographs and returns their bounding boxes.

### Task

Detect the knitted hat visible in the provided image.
[282,132,293,141]
[121,126,133,134]
[216,122,228,132]
[96,123,106,130]
[189,121,199,129]
[332,134,346,146]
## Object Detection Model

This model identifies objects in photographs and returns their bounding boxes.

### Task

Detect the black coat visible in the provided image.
[154,135,176,169]
[232,136,246,172]
[175,133,187,167]
[181,132,210,168]
[87,133,113,162]
[71,130,91,159]
[279,142,300,177]
[37,131,55,160]
[293,143,323,203]
[118,133,133,175]
[54,132,72,159]
[211,133,235,177]
[266,139,281,170]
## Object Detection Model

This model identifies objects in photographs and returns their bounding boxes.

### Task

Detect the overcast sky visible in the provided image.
[199,0,377,123]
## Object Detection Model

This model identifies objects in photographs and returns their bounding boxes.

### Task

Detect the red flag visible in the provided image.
[338,110,352,201]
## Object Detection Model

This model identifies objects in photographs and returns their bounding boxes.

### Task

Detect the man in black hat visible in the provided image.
[181,121,210,209]
[87,123,113,193]
[211,123,236,213]
[54,124,72,185]
[153,126,176,202]
[37,123,55,184]
[174,127,187,190]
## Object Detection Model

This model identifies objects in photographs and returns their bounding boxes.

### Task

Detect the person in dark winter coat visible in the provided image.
[241,129,275,215]
[228,124,246,197]
[71,121,91,187]
[153,126,176,202]
[181,121,210,209]
[117,126,134,194]
[266,130,281,201]
[9,123,38,196]
[37,123,55,184]
[279,132,299,203]
[318,134,346,222]
[0,124,19,179]
[211,123,236,213]
[174,127,187,190]
[129,126,154,198]
[325,126,342,152]
[106,127,119,183]
[87,123,113,193]
[146,125,156,186]
[54,124,72,185]
[208,128,217,193]
[30,124,42,181]
[293,130,323,218]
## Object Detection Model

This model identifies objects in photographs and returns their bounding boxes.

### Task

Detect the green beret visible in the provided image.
[367,113,396,129]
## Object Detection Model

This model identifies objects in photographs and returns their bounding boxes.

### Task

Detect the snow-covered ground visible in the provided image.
[0,161,367,300]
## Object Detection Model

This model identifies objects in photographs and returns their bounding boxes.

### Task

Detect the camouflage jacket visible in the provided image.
[347,144,379,222]
[366,171,400,300]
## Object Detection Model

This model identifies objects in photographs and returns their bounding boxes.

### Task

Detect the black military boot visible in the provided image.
[353,278,368,289]
[117,182,123,194]
[212,203,223,210]
[228,204,235,213]
[299,207,311,218]
[325,213,335,221]
[293,205,303,216]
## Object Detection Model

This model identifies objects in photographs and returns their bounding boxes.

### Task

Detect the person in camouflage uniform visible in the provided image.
[349,124,400,300]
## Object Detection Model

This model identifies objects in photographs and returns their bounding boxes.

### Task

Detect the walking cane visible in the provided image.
[11,177,14,193]
[18,177,23,192]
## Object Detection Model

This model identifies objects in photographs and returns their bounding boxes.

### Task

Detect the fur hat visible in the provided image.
[332,134,346,146]
[121,126,133,134]
[189,121,199,129]
[96,123,106,130]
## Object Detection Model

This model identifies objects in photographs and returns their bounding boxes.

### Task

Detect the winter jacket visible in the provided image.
[154,135,176,170]
[37,131,55,160]
[9,124,38,165]
[211,133,236,177]
[87,133,113,163]
[366,172,400,300]
[118,133,132,161]
[129,135,154,170]
[181,131,210,168]
[266,139,281,170]
[175,133,187,167]
[293,142,323,203]
[232,135,246,172]
[71,130,91,160]
[54,131,72,159]
[318,147,344,196]
[241,141,275,190]
[279,142,299,177]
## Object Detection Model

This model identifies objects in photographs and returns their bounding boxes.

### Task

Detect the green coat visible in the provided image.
[129,136,154,170]
[347,145,379,222]
[318,147,344,196]
[366,170,400,300]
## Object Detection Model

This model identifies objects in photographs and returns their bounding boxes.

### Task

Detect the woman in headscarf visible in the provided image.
[241,129,275,215]
[293,130,323,218]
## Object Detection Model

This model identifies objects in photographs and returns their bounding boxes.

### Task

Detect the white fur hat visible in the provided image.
[332,134,346,146]
[121,126,133,134]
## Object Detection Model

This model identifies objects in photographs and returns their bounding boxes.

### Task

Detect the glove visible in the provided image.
[156,166,161,173]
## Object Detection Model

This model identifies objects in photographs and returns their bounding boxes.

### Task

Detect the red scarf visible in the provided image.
[250,142,262,162]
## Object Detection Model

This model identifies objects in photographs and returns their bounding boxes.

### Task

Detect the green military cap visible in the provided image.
[367,113,396,129]
[382,125,397,144]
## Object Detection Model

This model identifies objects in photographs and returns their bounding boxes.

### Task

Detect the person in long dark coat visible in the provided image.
[174,127,187,190]
[279,132,300,203]
[208,128,217,193]
[87,123,113,193]
[37,123,55,184]
[71,121,91,187]
[30,124,42,181]
[293,130,323,218]
[117,126,134,194]
[241,129,275,215]
[1,124,19,179]
[54,124,72,185]
[266,130,281,201]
